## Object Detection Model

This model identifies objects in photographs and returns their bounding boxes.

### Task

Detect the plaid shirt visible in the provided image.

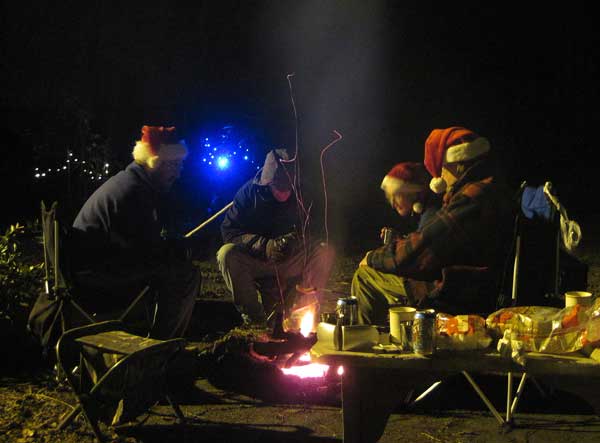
[368,159,515,284]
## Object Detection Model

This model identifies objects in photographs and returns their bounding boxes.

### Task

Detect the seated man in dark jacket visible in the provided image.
[217,148,335,329]
[352,126,516,325]
[71,125,202,339]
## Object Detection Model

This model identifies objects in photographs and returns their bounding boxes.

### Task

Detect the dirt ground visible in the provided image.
[2,215,600,443]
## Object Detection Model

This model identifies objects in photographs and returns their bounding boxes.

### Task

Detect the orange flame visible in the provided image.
[281,308,331,379]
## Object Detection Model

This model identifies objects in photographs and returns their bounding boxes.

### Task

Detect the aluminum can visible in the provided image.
[336,296,358,326]
[412,309,436,355]
[382,227,394,245]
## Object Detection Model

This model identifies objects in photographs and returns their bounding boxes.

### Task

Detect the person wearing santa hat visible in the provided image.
[379,161,441,234]
[349,162,441,322]
[71,125,202,340]
[352,126,516,325]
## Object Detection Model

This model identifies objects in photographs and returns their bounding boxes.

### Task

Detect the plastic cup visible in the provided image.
[564,291,593,308]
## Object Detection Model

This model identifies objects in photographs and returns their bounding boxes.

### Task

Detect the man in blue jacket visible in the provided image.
[72,125,201,339]
[218,148,335,330]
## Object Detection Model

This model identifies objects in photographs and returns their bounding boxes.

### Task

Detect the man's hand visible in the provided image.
[359,251,372,267]
[266,232,298,262]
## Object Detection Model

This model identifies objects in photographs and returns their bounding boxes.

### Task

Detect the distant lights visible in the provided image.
[216,156,229,169]
[34,149,110,182]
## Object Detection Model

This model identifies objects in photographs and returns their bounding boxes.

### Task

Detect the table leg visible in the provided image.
[342,366,439,443]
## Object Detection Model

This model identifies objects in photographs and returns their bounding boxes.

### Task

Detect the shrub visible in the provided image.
[0,223,44,323]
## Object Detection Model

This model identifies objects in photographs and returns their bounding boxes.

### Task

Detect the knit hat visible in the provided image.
[380,162,430,214]
[258,148,293,190]
[424,126,490,194]
[132,125,188,169]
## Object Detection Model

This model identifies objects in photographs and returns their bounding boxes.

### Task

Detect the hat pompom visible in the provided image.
[412,201,423,214]
[430,177,447,194]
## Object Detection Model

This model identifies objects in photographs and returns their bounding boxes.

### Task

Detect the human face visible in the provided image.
[441,164,459,189]
[386,191,417,217]
[270,184,292,202]
[151,159,184,191]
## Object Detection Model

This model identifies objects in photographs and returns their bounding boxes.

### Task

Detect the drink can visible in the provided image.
[382,227,393,245]
[336,296,358,326]
[412,309,436,355]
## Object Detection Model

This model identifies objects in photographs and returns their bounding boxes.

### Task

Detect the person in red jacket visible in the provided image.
[353,127,516,325]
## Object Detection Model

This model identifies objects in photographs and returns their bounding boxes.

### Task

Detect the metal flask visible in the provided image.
[336,296,358,326]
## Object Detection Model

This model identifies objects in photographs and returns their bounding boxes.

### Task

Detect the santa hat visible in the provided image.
[380,162,429,214]
[424,126,490,194]
[132,125,188,169]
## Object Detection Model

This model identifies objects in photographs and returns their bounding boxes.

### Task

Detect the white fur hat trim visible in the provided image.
[132,141,188,169]
[444,137,490,164]
[381,176,426,195]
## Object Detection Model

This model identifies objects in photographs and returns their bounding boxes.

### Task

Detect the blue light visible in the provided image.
[217,156,230,169]
[202,158,207,162]
[244,155,248,160]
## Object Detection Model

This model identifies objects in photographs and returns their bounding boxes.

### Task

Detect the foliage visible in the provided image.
[0,223,44,322]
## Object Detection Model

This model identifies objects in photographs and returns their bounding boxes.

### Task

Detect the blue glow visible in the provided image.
[202,158,206,162]
[217,156,230,169]
[244,155,248,160]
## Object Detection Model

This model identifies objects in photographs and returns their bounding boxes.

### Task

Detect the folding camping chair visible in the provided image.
[56,320,187,442]
[409,181,585,426]
[27,201,156,359]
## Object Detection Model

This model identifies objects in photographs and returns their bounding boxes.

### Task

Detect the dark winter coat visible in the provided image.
[72,161,170,269]
[368,157,516,311]
[220,177,298,259]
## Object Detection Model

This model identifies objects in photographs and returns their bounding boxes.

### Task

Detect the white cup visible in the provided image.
[389,306,416,348]
[564,291,593,308]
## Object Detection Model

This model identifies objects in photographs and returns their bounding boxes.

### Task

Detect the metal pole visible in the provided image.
[462,370,505,425]
[184,201,233,238]
[506,372,513,422]
[512,236,521,302]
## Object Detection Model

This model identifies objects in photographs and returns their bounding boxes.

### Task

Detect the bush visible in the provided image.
[0,223,44,323]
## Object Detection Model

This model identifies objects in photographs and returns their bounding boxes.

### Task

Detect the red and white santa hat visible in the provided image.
[132,125,188,169]
[424,126,490,194]
[380,162,430,213]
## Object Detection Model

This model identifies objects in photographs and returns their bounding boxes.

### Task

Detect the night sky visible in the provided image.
[1,2,596,249]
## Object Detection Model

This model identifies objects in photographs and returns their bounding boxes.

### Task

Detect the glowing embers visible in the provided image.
[280,308,343,379]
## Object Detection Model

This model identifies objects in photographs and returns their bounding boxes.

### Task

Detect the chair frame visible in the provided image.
[40,201,155,343]
[56,320,186,442]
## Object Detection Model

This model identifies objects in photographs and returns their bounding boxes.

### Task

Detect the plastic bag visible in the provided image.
[436,313,492,351]
[486,299,600,353]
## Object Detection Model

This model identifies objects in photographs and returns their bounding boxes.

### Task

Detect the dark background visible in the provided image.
[0,1,596,252]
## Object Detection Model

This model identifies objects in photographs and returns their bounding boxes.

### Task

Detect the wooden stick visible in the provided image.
[184,201,233,238]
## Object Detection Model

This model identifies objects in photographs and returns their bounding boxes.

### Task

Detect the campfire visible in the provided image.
[278,307,342,379]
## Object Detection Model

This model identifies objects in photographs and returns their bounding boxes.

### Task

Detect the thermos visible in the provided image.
[336,296,358,326]
[335,296,358,350]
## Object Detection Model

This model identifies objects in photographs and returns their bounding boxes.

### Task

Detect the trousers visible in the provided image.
[217,241,335,323]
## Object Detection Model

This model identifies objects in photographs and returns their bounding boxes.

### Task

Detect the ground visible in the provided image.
[2,215,600,443]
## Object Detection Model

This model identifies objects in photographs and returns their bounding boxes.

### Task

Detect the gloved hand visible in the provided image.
[266,232,298,262]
